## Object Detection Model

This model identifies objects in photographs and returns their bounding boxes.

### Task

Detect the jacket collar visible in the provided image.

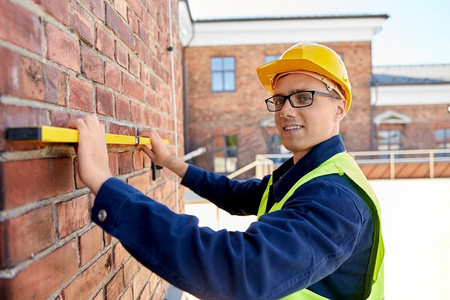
[271,135,346,203]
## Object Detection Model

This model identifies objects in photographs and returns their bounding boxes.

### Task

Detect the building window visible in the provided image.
[213,135,238,173]
[264,55,279,63]
[211,57,235,92]
[435,128,450,157]
[378,130,402,151]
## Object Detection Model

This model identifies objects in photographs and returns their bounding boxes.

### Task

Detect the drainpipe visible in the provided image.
[167,0,179,211]
[370,76,379,151]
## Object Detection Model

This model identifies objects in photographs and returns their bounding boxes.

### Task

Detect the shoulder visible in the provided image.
[284,174,372,222]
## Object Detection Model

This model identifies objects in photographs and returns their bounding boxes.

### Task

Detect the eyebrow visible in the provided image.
[273,89,308,97]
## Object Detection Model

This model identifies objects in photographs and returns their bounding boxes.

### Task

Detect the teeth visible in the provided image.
[284,125,303,130]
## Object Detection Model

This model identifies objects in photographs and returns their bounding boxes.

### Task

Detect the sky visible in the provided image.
[187,0,450,66]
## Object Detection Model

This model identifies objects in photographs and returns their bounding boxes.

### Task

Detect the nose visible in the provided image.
[278,98,295,117]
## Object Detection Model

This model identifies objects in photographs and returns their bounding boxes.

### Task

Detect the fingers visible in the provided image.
[66,114,102,131]
[138,128,155,137]
[66,117,87,130]
[138,145,154,158]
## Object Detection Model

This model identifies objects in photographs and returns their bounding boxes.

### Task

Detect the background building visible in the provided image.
[182,13,450,174]
[371,65,450,152]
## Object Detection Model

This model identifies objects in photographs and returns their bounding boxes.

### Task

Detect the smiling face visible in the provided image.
[274,73,347,163]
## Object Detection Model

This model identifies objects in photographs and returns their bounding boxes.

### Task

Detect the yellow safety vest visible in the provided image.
[257,152,384,300]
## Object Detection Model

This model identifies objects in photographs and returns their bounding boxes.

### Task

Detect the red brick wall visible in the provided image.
[185,41,373,170]
[0,0,184,299]
[375,104,450,150]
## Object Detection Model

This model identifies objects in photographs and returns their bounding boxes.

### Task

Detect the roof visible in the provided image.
[370,74,450,86]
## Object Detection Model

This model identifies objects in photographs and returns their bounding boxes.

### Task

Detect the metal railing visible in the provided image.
[185,148,450,228]
[257,148,450,179]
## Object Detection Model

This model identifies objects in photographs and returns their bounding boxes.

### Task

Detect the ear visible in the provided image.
[335,99,347,122]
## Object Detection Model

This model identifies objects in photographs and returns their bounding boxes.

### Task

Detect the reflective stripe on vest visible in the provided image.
[257,152,384,300]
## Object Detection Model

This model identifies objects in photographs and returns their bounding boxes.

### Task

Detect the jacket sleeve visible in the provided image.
[181,164,270,216]
[92,176,368,300]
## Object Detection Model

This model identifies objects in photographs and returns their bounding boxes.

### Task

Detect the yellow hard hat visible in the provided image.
[257,42,352,112]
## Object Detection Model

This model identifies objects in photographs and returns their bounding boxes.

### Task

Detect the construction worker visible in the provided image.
[68,42,384,299]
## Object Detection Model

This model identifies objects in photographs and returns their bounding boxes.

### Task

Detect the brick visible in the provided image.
[115,41,129,68]
[106,269,124,299]
[139,283,151,300]
[116,96,130,121]
[104,231,113,246]
[109,153,119,176]
[70,1,95,45]
[96,24,114,60]
[105,2,134,47]
[123,257,139,286]
[132,267,150,299]
[109,123,135,136]
[127,8,139,35]
[120,287,133,300]
[128,0,142,18]
[0,0,42,54]
[79,225,103,266]
[127,172,150,193]
[112,242,128,268]
[130,101,143,123]
[57,194,89,238]
[132,151,144,171]
[141,64,150,86]
[145,89,159,109]
[136,38,152,65]
[92,290,104,300]
[69,76,93,112]
[46,24,80,72]
[149,272,161,293]
[123,73,144,102]
[63,250,112,299]
[34,0,69,25]
[81,0,104,21]
[20,56,45,101]
[96,86,114,116]
[118,151,132,174]
[74,157,87,189]
[143,151,151,168]
[129,54,140,78]
[138,25,150,50]
[0,47,48,101]
[82,47,104,84]
[113,0,127,19]
[105,62,122,92]
[0,46,19,97]
[1,158,74,209]
[1,240,78,299]
[42,64,67,106]
[4,205,55,266]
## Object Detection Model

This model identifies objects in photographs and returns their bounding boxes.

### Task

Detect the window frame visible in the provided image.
[210,57,236,93]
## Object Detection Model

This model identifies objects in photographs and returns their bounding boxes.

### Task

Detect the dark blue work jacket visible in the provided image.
[92,135,374,300]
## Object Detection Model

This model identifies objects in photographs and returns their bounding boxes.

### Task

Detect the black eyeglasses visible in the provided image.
[264,90,339,112]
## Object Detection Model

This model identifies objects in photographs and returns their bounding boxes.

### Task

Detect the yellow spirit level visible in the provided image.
[7,126,168,146]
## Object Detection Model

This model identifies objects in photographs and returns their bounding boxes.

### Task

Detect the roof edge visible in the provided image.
[195,14,389,23]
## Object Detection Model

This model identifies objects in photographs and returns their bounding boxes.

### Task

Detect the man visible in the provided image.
[68,42,384,299]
